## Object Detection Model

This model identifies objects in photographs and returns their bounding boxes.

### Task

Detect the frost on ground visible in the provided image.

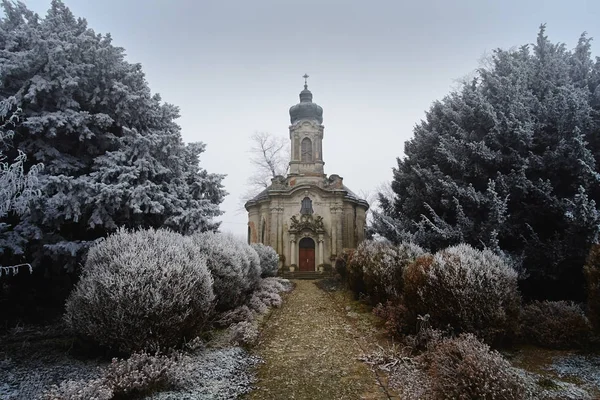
[0,338,104,400]
[146,347,261,400]
[362,349,597,400]
[550,354,600,393]
[516,368,594,400]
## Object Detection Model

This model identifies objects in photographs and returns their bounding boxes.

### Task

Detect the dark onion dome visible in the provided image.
[289,84,323,124]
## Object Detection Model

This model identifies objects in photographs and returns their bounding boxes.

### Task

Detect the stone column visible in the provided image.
[318,234,324,266]
[277,207,283,255]
[269,207,278,249]
[330,207,338,256]
[290,233,296,266]
[335,206,343,253]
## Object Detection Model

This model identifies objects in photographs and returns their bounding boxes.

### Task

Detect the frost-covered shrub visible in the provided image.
[520,301,591,348]
[257,276,292,294]
[251,243,279,277]
[245,277,291,315]
[192,232,248,311]
[228,321,259,346]
[104,352,174,397]
[42,379,113,400]
[335,249,354,280]
[403,244,520,343]
[242,244,262,293]
[347,241,425,304]
[65,228,214,353]
[160,347,261,399]
[373,300,411,338]
[585,244,600,332]
[427,334,526,399]
[42,352,176,400]
[216,305,255,328]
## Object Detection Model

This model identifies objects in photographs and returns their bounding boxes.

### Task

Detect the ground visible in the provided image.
[2,278,600,399]
[246,279,398,400]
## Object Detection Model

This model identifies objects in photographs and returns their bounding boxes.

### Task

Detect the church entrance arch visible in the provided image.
[298,237,315,271]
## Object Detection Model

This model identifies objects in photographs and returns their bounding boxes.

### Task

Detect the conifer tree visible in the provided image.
[374,26,600,299]
[0,0,225,273]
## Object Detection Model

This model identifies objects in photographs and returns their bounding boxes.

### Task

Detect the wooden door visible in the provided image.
[299,247,315,271]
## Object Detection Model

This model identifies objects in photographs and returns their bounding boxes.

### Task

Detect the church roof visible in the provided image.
[289,83,323,125]
[249,188,269,202]
[245,182,368,209]
[342,185,362,202]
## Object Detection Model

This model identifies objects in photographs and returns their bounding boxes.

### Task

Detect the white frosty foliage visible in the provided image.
[65,228,215,353]
[243,244,262,293]
[227,321,259,346]
[0,0,225,272]
[352,240,425,301]
[146,347,262,400]
[416,243,520,342]
[42,378,113,400]
[247,277,291,314]
[375,27,600,294]
[251,243,279,277]
[192,232,260,311]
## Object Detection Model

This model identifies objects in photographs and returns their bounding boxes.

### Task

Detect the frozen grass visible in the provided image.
[0,327,105,400]
[551,354,600,391]
[146,347,262,400]
[0,333,260,400]
[1,277,292,399]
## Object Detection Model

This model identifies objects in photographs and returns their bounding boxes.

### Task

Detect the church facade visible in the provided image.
[245,79,369,271]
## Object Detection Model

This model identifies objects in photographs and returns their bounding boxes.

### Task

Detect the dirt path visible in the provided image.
[246,280,395,400]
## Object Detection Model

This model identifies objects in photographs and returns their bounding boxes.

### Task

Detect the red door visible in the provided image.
[299,247,315,271]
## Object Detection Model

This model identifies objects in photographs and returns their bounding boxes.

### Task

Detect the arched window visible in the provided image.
[261,219,266,244]
[300,197,313,215]
[301,137,312,162]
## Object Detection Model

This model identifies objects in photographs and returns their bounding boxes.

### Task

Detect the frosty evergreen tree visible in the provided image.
[0,0,226,272]
[374,26,600,299]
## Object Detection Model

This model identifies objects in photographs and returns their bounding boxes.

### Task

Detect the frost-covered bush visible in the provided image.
[216,305,255,328]
[335,249,354,280]
[251,243,279,277]
[104,352,174,397]
[347,241,425,304]
[242,244,262,293]
[403,244,520,343]
[192,232,249,311]
[373,300,411,338]
[42,352,176,400]
[157,347,261,399]
[65,228,214,353]
[427,334,526,399]
[520,301,591,348]
[585,244,600,332]
[246,277,291,315]
[228,321,259,346]
[42,379,113,400]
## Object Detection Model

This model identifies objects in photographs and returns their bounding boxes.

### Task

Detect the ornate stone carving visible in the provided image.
[289,214,325,232]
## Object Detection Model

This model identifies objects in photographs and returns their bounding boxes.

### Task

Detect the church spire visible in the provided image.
[290,74,323,124]
[288,77,325,176]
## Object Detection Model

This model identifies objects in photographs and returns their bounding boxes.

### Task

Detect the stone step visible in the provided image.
[280,271,333,280]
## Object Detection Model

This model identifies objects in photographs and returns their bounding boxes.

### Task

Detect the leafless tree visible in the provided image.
[239,132,290,207]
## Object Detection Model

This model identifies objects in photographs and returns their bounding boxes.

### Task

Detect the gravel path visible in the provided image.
[246,280,393,400]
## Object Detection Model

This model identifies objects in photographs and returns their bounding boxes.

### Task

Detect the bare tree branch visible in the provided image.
[239,132,290,209]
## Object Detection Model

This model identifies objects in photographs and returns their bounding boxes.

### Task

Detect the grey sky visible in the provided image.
[19,0,600,236]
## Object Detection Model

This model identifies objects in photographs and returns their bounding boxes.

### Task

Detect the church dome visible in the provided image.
[289,83,323,125]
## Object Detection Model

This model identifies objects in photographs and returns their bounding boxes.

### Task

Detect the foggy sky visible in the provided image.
[18,0,600,237]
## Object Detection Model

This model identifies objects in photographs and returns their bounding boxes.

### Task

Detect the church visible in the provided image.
[245,77,369,271]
